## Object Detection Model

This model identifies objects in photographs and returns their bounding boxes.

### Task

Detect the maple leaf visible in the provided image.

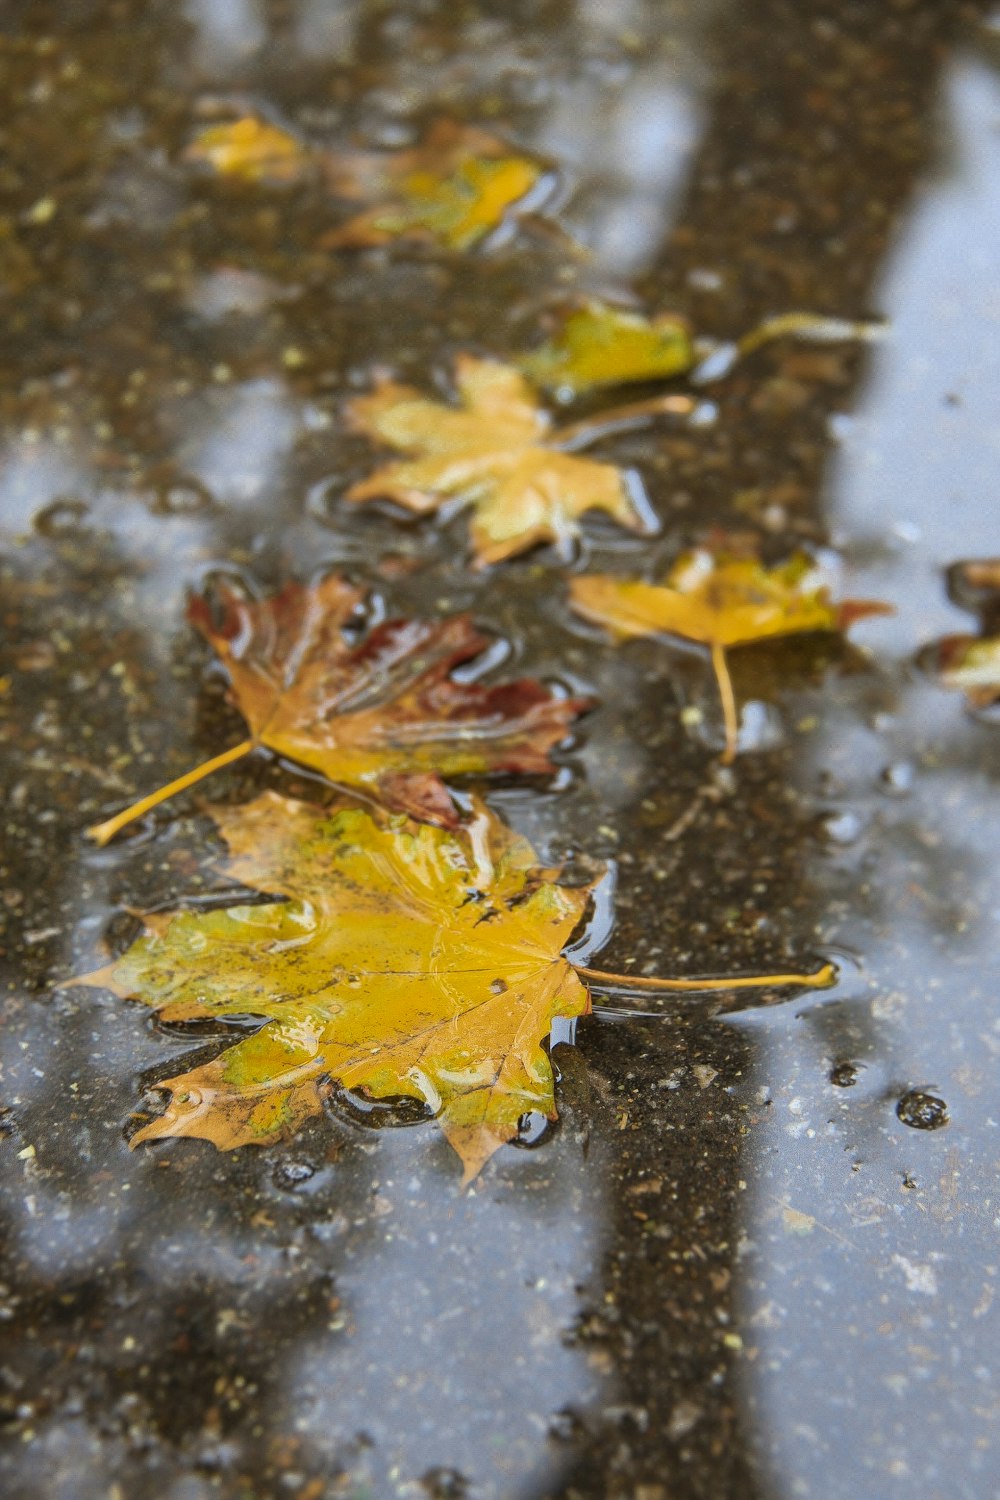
[345,355,653,568]
[320,119,546,251]
[570,550,890,762]
[85,792,594,1183]
[87,575,590,845]
[184,115,311,185]
[79,793,834,1181]
[519,299,695,397]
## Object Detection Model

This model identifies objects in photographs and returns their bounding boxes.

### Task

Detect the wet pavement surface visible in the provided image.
[2,2,999,1497]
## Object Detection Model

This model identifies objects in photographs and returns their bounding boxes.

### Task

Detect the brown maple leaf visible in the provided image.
[87,574,591,845]
[345,355,655,568]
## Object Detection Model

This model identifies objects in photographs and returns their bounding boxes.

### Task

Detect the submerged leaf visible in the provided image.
[184,115,311,184]
[346,355,652,567]
[322,120,546,251]
[571,550,889,761]
[519,299,694,397]
[86,793,593,1182]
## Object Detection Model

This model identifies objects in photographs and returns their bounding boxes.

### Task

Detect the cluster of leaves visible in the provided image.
[80,112,910,1181]
[85,557,854,1176]
[186,116,549,251]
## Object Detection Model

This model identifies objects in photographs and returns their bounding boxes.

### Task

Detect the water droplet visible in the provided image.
[547,1407,584,1442]
[896,1089,949,1130]
[515,1110,553,1148]
[420,1468,468,1500]
[819,810,863,846]
[830,1061,859,1088]
[324,1082,432,1130]
[272,1159,316,1190]
[33,498,89,535]
[149,479,213,515]
[879,761,914,797]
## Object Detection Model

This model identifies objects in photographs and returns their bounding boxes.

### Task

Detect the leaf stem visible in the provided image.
[86,739,254,847]
[710,641,738,764]
[552,394,695,452]
[573,960,837,993]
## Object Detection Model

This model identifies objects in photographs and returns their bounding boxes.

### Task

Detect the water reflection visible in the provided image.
[293,0,359,62]
[735,46,1000,1500]
[533,1,716,275]
[829,54,1000,655]
[3,0,999,1495]
[185,0,266,73]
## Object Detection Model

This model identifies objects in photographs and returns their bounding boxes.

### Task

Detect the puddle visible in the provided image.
[2,2,999,1497]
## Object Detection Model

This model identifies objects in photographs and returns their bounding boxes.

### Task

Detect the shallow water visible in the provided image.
[1,2,999,1497]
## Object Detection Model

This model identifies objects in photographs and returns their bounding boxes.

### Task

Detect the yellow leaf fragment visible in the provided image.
[185,115,310,184]
[571,550,890,761]
[84,793,593,1183]
[346,355,652,567]
[519,300,694,397]
[323,119,545,251]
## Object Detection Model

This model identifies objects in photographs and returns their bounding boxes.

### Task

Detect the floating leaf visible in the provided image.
[87,575,590,845]
[184,115,311,185]
[921,559,1000,709]
[322,120,546,251]
[571,550,890,762]
[79,794,833,1179]
[519,299,694,397]
[86,793,594,1182]
[924,634,1000,708]
[346,355,652,568]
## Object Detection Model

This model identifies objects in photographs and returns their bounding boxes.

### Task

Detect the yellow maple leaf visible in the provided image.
[76,792,833,1180]
[571,550,890,762]
[184,115,311,185]
[83,793,593,1184]
[345,355,653,568]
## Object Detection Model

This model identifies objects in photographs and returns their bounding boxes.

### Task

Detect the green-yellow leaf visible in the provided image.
[82,793,593,1183]
[519,299,694,397]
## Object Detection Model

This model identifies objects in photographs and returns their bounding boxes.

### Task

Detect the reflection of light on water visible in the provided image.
[185,0,266,70]
[174,378,300,507]
[533,0,721,275]
[734,55,1000,1500]
[276,1132,612,1497]
[294,0,359,60]
[827,57,1000,655]
[0,439,85,537]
